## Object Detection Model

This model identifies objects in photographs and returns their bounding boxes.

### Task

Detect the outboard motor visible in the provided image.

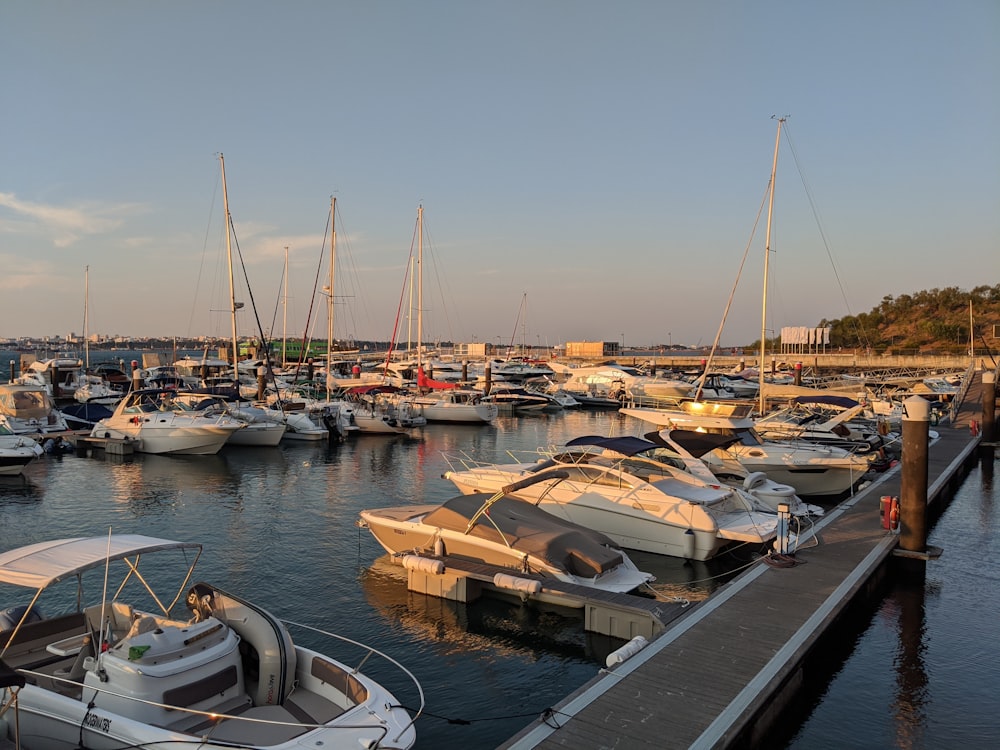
[322,411,343,442]
[0,604,44,631]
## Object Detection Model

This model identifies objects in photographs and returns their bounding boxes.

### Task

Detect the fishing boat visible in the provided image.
[0,534,420,749]
[359,474,654,593]
[442,435,782,561]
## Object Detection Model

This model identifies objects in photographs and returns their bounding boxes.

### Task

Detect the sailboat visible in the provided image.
[209,154,286,447]
[69,266,124,410]
[620,120,873,497]
[407,205,497,424]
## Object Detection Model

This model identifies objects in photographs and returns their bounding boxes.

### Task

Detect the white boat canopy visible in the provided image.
[0,534,202,590]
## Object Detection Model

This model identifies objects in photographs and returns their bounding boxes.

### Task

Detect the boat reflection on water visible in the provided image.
[361,556,629,665]
[105,453,236,513]
[0,474,43,504]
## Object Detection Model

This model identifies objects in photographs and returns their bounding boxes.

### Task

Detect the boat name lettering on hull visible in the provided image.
[84,713,112,734]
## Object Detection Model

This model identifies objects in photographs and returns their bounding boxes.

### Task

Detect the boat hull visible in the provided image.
[91,423,234,455]
[225,422,286,446]
[360,506,652,593]
[413,402,498,423]
[444,464,778,562]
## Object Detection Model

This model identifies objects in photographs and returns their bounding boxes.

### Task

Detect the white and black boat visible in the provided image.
[0,534,420,749]
[359,473,654,593]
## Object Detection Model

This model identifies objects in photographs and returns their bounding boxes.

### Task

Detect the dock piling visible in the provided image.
[899,396,930,556]
[982,372,995,443]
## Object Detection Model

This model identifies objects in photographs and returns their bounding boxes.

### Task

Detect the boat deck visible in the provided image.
[500,375,988,749]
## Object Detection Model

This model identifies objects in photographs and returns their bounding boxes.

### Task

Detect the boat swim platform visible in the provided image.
[499,373,990,750]
[403,555,688,641]
[66,432,135,456]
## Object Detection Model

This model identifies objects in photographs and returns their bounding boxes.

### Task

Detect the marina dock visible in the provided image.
[403,555,688,640]
[500,373,990,749]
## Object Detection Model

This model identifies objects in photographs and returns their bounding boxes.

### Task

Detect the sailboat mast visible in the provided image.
[417,205,423,373]
[327,197,336,400]
[220,153,240,381]
[84,265,90,369]
[759,117,784,415]
[969,299,974,359]
[282,246,289,366]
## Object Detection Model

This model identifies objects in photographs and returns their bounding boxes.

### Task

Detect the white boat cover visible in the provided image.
[0,535,200,589]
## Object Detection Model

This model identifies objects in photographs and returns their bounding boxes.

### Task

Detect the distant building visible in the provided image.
[454,342,488,358]
[565,341,620,359]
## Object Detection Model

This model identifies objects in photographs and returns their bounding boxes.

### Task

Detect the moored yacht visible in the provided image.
[442,435,781,561]
[0,534,420,749]
[0,419,44,475]
[89,389,243,455]
[0,384,70,435]
[621,401,873,497]
[359,474,654,593]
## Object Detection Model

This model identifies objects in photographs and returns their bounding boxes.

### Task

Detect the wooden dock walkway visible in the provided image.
[500,374,990,750]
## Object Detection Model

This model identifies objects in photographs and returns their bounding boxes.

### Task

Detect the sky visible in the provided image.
[2,1,997,350]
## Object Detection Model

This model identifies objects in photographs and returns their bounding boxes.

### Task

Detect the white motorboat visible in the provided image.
[15,356,86,401]
[410,376,498,424]
[524,378,581,409]
[0,383,70,435]
[547,362,688,404]
[0,534,420,750]
[73,376,123,406]
[89,389,244,455]
[621,401,873,497]
[342,385,425,434]
[359,474,654,593]
[0,420,44,475]
[643,429,824,517]
[170,394,287,447]
[442,435,781,562]
[482,384,550,413]
[753,395,886,454]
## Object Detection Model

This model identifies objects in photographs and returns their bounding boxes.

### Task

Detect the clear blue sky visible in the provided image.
[2,1,997,349]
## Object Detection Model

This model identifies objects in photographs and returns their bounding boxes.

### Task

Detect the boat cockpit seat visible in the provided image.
[84,601,135,644]
[52,633,95,694]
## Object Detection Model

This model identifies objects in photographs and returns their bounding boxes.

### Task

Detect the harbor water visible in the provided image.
[2,354,997,749]
[780,451,999,750]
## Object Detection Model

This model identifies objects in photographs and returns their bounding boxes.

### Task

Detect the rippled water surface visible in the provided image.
[1,407,750,748]
[3,393,995,749]
[782,453,999,750]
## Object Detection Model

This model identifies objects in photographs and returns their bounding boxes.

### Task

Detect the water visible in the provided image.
[778,451,1000,750]
[2,348,996,749]
[1,403,749,749]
